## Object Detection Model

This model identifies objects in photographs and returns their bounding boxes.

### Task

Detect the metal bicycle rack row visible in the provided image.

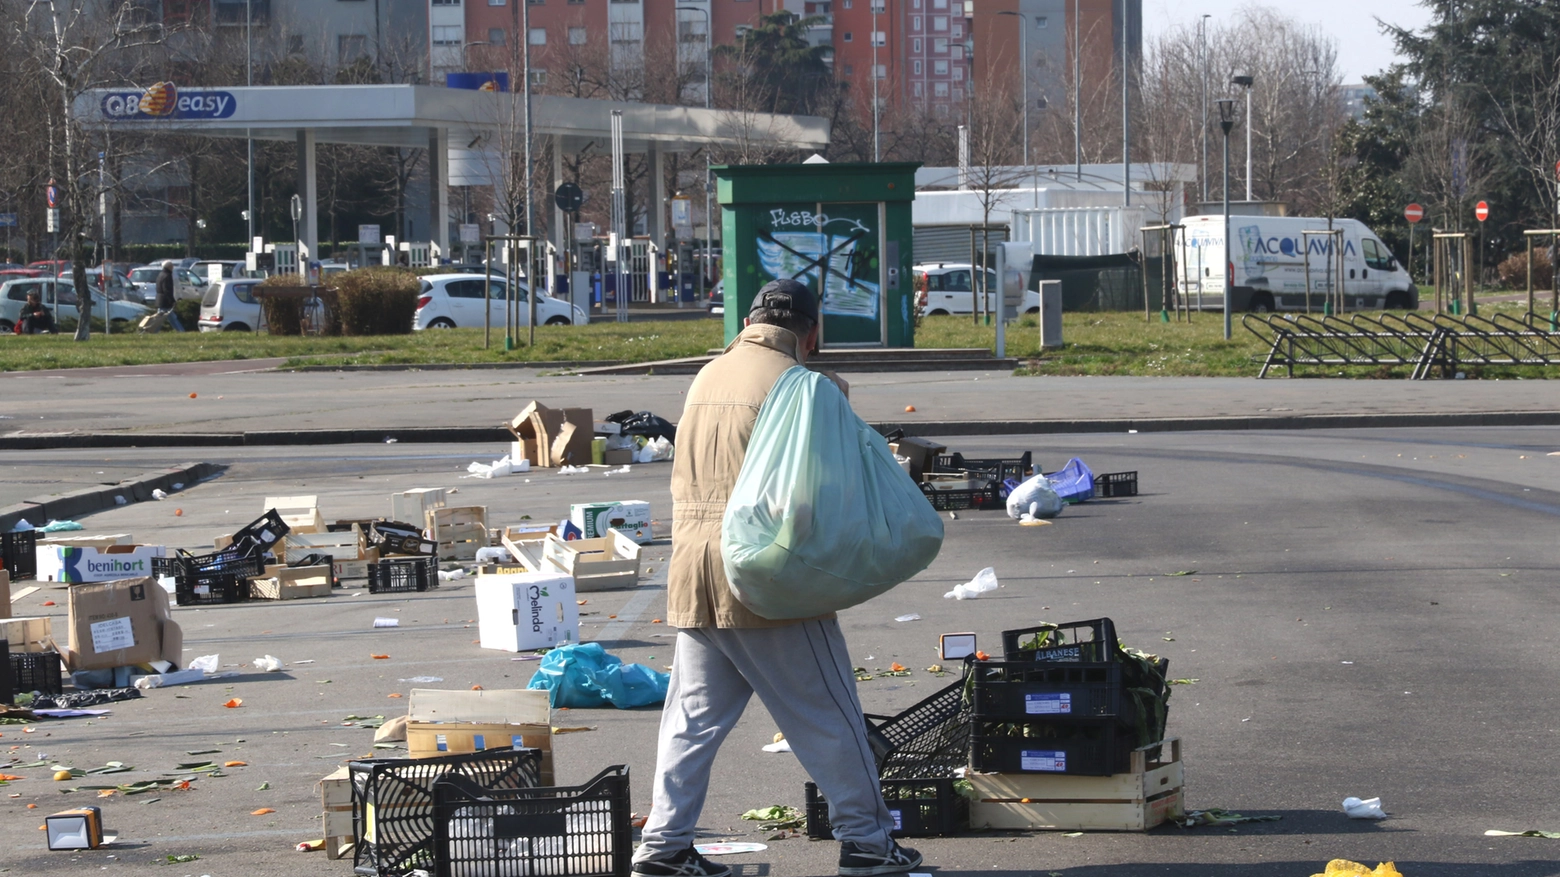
[1244,311,1560,379]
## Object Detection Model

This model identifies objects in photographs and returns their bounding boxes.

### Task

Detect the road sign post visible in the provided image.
[1473,201,1489,312]
[1404,203,1423,284]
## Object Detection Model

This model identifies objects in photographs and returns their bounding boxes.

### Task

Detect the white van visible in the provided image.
[1179,215,1418,313]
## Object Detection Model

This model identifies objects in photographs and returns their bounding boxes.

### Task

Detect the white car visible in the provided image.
[128,265,205,302]
[0,277,150,331]
[197,278,263,332]
[413,273,587,330]
[915,262,1042,315]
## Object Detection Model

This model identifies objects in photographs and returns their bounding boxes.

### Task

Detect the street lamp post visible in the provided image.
[1074,0,1081,180]
[1199,14,1209,202]
[1120,0,1129,207]
[246,0,254,248]
[872,1,883,161]
[997,10,1028,171]
[1217,97,1236,340]
[1232,73,1253,202]
[676,6,712,306]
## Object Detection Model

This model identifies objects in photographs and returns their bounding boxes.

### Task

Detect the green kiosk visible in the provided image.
[714,162,920,347]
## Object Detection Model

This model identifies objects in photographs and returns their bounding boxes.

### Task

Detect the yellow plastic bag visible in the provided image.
[1311,860,1403,877]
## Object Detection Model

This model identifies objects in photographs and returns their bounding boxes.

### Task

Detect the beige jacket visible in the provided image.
[666,323,835,629]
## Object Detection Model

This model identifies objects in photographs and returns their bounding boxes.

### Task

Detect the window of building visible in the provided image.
[843,63,853,75]
[951,23,961,37]
[432,25,462,46]
[932,15,946,30]
[528,0,544,5]
[490,0,505,5]
[912,37,922,52]
[489,27,506,44]
[875,64,886,78]
[913,81,923,96]
[933,59,948,75]
[338,34,367,62]
[912,0,920,7]
[871,1,884,11]
[610,21,642,41]
[431,0,459,5]
[913,59,922,74]
[934,37,947,52]
[911,15,921,30]
[952,85,963,100]
[569,26,587,44]
[932,0,946,8]
[735,24,752,38]
[871,30,884,46]
[1036,16,1047,27]
[950,45,963,60]
[529,27,546,44]
[842,0,852,7]
[530,69,547,86]
[842,31,852,41]
[934,81,948,96]
[952,65,963,80]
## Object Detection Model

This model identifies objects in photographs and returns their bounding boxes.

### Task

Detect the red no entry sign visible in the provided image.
[1404,203,1424,224]
[1475,201,1489,222]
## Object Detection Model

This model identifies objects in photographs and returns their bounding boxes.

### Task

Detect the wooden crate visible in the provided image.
[0,615,53,652]
[427,506,488,561]
[405,688,554,785]
[968,738,1184,832]
[283,527,364,564]
[251,564,333,600]
[541,531,641,591]
[319,766,354,860]
[334,547,379,582]
[390,488,447,525]
[264,495,326,535]
[498,524,560,573]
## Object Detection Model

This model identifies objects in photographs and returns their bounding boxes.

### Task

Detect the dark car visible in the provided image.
[704,280,723,317]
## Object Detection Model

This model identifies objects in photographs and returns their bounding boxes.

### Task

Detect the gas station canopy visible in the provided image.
[76,83,831,255]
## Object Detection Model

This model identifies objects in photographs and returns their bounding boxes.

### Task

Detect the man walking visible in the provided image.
[155,260,183,332]
[632,279,921,877]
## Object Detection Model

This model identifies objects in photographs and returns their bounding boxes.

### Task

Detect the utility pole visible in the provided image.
[1121,0,1130,207]
[247,0,254,248]
[1199,14,1208,203]
[997,11,1029,170]
[522,0,533,239]
[677,6,712,305]
[1232,74,1254,202]
[872,2,881,161]
[1074,0,1081,181]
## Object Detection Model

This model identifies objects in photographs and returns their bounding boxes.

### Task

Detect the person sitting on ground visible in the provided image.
[15,292,54,334]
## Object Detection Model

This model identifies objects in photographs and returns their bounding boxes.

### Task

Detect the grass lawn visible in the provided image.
[3,303,1557,378]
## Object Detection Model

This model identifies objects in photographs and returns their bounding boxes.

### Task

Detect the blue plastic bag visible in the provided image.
[525,642,669,709]
[721,366,945,620]
[1047,457,1095,503]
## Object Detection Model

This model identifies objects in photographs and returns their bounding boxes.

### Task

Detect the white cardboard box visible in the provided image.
[473,571,578,652]
[35,544,167,583]
[569,500,653,544]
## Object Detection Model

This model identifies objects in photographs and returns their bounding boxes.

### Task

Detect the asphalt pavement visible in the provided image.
[3,427,1559,876]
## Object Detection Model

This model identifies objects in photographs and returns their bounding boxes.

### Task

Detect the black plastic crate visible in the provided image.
[165,550,264,606]
[1,530,38,579]
[969,718,1129,776]
[219,509,290,561]
[864,675,971,780]
[432,764,631,877]
[932,452,1034,484]
[1095,471,1139,498]
[805,777,968,839]
[0,640,10,704]
[352,747,544,877]
[367,556,439,594]
[969,660,1124,722]
[8,648,64,697]
[918,479,1003,512]
[1001,618,1119,664]
[375,522,438,558]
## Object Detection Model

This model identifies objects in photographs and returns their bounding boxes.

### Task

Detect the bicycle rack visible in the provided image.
[1244,312,1560,379]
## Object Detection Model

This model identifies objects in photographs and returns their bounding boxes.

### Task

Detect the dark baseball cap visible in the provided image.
[750,278,820,323]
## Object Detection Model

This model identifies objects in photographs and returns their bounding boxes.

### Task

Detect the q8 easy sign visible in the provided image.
[101,83,237,120]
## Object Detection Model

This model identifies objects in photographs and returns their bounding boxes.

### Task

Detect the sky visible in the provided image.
[1145,0,1435,83]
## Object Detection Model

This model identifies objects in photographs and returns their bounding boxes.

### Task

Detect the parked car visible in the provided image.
[413,273,587,330]
[127,264,206,301]
[0,268,46,280]
[0,276,150,332]
[704,280,724,317]
[191,260,259,283]
[197,278,263,332]
[61,267,143,305]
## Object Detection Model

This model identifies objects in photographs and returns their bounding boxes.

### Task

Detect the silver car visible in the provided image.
[197,278,262,332]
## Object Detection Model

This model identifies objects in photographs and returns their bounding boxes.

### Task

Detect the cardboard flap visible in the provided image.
[408,688,550,726]
[549,421,577,466]
[160,618,184,668]
[0,569,10,620]
[508,401,545,439]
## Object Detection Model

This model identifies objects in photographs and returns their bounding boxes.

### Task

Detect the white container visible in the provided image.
[474,571,579,652]
[569,500,652,545]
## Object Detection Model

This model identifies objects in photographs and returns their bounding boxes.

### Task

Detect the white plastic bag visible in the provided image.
[944,567,999,600]
[1342,796,1387,819]
[1007,473,1065,520]
[636,435,674,463]
[722,367,944,619]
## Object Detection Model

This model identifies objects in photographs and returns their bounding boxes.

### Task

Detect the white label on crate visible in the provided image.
[436,733,449,751]
[888,809,903,832]
[1020,750,1067,772]
[1025,692,1072,714]
[89,616,136,653]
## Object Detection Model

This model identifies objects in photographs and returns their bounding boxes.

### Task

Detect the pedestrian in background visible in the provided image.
[156,260,184,332]
[14,291,55,334]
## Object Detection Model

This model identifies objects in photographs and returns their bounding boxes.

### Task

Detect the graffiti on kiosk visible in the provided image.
[759,211,880,321]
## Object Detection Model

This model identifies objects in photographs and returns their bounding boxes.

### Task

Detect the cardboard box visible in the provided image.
[35,544,167,584]
[967,739,1185,831]
[405,688,553,784]
[889,436,947,482]
[603,449,635,465]
[333,546,379,582]
[62,576,183,671]
[508,401,595,468]
[474,571,578,652]
[570,500,653,545]
[37,534,133,549]
[319,767,355,860]
[0,615,53,652]
[252,564,333,600]
[542,531,642,591]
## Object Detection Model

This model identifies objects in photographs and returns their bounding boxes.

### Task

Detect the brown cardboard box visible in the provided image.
[405,688,553,784]
[252,564,333,600]
[0,569,9,619]
[889,436,947,481]
[61,576,183,671]
[602,449,635,466]
[508,401,595,468]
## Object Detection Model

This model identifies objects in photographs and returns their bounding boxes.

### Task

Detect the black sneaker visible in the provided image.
[838,840,923,877]
[632,847,733,877]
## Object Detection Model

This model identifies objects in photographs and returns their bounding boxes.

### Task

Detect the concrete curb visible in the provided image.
[0,462,226,532]
[2,411,1559,451]
[288,360,628,372]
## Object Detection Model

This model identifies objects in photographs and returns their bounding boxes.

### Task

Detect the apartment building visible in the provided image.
[161,0,430,77]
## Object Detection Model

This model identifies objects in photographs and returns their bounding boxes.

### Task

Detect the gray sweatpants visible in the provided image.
[634,619,895,862]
